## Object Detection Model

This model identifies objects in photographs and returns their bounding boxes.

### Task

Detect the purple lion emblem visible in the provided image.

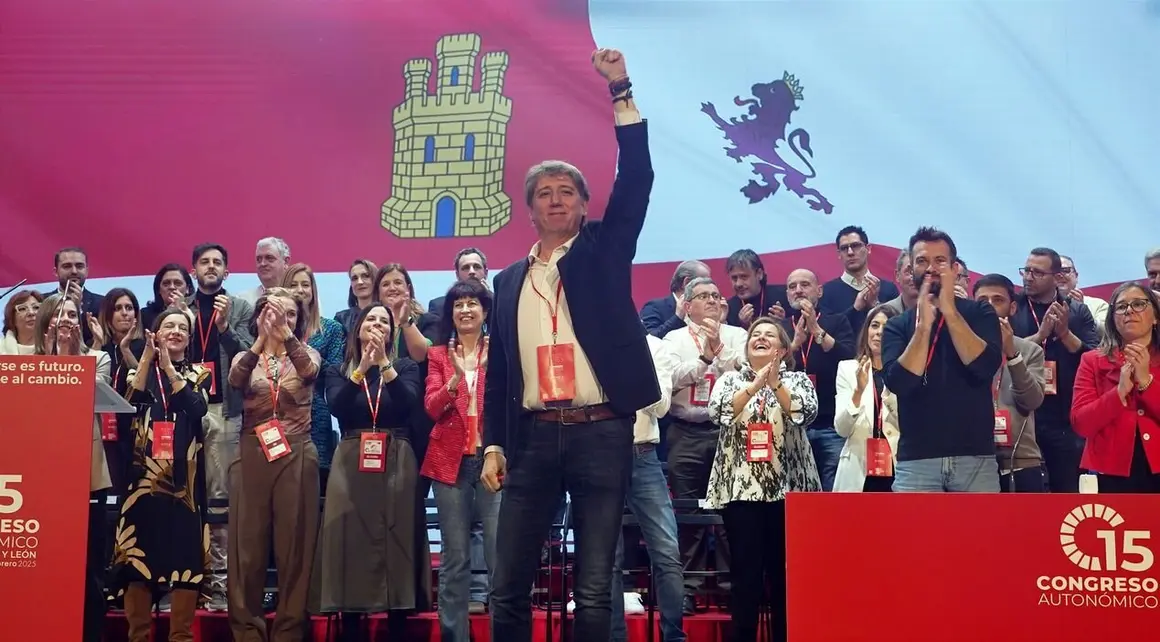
[701,72,833,214]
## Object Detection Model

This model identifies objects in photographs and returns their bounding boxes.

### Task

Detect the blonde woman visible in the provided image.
[284,263,346,490]
[706,316,819,642]
[33,294,113,642]
[833,304,901,492]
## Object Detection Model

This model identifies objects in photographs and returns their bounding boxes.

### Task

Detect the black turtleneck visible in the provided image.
[192,289,226,402]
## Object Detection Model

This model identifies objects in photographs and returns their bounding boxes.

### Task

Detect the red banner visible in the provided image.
[786,492,1160,641]
[0,356,96,640]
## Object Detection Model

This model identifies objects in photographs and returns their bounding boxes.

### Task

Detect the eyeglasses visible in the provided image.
[1018,267,1056,279]
[691,292,723,302]
[15,303,40,315]
[1113,300,1151,316]
[838,242,866,254]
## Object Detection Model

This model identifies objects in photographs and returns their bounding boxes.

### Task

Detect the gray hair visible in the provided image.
[256,237,291,261]
[683,276,716,302]
[1146,248,1160,263]
[669,260,710,294]
[524,160,590,206]
[895,250,910,273]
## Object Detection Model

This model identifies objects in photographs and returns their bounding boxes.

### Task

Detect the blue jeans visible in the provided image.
[469,521,488,603]
[434,454,501,642]
[893,456,1001,492]
[491,416,633,642]
[807,426,843,492]
[610,444,686,642]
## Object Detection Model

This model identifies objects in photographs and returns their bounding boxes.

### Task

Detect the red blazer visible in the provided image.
[1070,349,1160,477]
[421,344,487,485]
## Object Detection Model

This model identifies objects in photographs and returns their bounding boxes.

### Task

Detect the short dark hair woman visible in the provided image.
[111,308,211,642]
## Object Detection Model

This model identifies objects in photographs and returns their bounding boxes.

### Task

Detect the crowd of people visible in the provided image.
[2,48,1159,642]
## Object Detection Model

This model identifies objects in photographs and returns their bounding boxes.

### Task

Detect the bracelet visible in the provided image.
[608,77,632,96]
[350,369,365,384]
[1140,374,1155,393]
[612,90,634,105]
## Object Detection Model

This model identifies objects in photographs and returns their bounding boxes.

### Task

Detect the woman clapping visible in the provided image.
[706,316,820,642]
[315,304,422,641]
[111,309,211,642]
[227,288,321,641]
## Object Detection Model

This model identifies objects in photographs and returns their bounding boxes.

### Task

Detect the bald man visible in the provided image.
[785,268,857,491]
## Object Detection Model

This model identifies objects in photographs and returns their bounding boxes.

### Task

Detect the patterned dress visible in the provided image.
[705,363,822,508]
[308,317,346,471]
[109,362,212,599]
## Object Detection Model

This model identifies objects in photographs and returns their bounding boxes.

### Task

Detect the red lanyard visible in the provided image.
[917,315,947,372]
[363,378,384,431]
[529,279,564,342]
[798,313,821,370]
[261,354,285,419]
[154,365,171,419]
[197,308,219,357]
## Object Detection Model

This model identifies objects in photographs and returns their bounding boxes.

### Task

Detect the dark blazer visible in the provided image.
[640,294,683,338]
[427,296,447,323]
[483,121,659,457]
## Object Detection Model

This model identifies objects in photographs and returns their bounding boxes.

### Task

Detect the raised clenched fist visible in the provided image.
[591,48,627,82]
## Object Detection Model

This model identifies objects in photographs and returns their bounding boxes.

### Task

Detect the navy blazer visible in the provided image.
[483,121,659,457]
[640,294,684,338]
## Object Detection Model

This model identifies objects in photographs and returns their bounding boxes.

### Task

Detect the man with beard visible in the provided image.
[44,246,105,346]
[1009,247,1099,493]
[819,226,900,333]
[784,268,856,491]
[188,242,255,610]
[723,249,789,329]
[881,227,1003,492]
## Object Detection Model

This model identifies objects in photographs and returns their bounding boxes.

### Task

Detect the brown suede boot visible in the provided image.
[123,582,154,642]
[168,588,199,642]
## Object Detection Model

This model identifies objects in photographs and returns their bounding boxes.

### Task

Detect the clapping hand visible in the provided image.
[1048,301,1071,339]
[120,319,137,352]
[1124,343,1152,385]
[86,313,105,347]
[212,295,231,332]
[141,330,157,364]
[701,318,722,355]
[769,301,787,320]
[916,276,937,331]
[156,330,174,373]
[935,267,958,317]
[739,303,756,326]
[790,314,808,351]
[854,355,872,394]
[999,318,1017,359]
[854,275,880,311]
[478,337,490,370]
[358,325,387,374]
[449,337,468,378]
[1117,360,1135,406]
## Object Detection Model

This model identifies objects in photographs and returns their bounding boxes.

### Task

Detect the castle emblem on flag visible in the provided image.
[382,34,513,238]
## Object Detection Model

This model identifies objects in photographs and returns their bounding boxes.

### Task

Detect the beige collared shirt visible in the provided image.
[518,236,606,410]
[840,270,877,291]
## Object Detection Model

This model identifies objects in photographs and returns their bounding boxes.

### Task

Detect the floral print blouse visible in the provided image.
[705,363,821,508]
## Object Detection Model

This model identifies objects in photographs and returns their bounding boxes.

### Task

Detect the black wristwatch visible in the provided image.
[699,354,713,365]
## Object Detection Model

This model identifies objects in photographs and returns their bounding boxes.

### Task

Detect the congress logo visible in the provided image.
[1037,503,1158,610]
[701,72,833,214]
[382,34,514,239]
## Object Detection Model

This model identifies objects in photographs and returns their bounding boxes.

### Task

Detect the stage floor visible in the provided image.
[104,609,733,641]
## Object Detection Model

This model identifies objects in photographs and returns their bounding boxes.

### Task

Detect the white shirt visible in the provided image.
[663,321,747,423]
[633,335,678,444]
[1083,295,1110,330]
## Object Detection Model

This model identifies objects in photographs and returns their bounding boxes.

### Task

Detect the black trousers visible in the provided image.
[490,416,633,642]
[1098,436,1160,493]
[1038,425,1084,493]
[84,490,109,642]
[667,419,730,595]
[721,501,787,642]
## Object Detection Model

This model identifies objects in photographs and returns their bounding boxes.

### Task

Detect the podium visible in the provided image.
[785,492,1160,641]
[0,355,134,640]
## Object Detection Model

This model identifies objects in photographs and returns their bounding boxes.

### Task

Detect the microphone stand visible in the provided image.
[0,279,28,302]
